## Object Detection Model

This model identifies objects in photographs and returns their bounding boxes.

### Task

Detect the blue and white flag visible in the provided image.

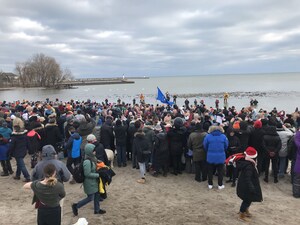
[156,87,174,105]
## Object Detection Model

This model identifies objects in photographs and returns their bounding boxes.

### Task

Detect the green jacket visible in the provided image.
[83,159,99,195]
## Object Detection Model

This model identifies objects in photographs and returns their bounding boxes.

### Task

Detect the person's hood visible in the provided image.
[12,130,27,135]
[71,132,81,140]
[84,143,97,161]
[208,125,224,134]
[42,145,56,160]
[45,123,58,128]
[134,131,145,138]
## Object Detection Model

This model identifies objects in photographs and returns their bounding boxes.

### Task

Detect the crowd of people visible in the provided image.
[1,97,300,223]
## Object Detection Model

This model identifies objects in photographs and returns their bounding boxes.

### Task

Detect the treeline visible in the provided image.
[15,53,74,87]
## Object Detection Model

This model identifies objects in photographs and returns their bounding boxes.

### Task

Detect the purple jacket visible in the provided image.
[294,131,300,173]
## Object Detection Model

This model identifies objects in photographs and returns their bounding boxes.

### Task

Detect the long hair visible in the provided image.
[43,163,57,186]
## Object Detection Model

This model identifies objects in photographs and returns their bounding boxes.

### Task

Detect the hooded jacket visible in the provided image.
[83,144,99,195]
[100,119,115,150]
[277,127,294,157]
[236,159,263,202]
[9,130,29,158]
[154,131,169,164]
[187,129,207,162]
[65,132,82,158]
[31,145,71,182]
[203,126,229,164]
[167,125,187,155]
[44,123,63,151]
[113,121,128,146]
[262,126,282,155]
[0,126,12,139]
[133,131,150,163]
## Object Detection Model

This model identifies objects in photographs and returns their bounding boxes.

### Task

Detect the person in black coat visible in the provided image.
[152,124,169,177]
[87,134,108,166]
[100,118,115,151]
[248,120,265,174]
[132,129,150,184]
[167,117,187,175]
[113,119,128,167]
[44,117,63,153]
[236,147,263,222]
[9,125,31,181]
[262,125,282,183]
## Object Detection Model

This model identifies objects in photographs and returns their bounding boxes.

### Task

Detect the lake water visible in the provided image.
[1,73,299,113]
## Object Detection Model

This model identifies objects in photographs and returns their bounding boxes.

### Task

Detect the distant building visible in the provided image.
[0,72,19,87]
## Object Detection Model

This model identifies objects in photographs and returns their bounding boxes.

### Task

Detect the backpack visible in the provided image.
[225,153,245,167]
[73,159,92,183]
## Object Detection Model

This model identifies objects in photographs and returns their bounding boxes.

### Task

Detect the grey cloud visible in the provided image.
[1,0,300,77]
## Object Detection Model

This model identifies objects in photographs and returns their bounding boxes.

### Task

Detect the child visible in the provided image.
[0,134,13,176]
[236,147,263,222]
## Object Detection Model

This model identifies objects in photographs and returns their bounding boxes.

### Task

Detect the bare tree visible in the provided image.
[15,53,73,87]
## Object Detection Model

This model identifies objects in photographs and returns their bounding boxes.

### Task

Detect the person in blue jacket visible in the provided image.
[204,125,228,190]
[65,126,82,184]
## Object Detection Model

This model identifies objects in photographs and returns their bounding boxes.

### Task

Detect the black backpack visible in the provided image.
[73,159,92,183]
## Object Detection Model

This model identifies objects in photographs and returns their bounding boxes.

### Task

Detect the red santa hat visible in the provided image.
[244,147,257,159]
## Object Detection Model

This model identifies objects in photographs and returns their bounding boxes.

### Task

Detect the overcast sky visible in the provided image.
[1,0,300,78]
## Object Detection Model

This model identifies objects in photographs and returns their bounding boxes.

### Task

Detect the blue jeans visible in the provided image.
[138,162,146,178]
[116,145,127,165]
[77,192,100,213]
[15,157,30,179]
[278,156,286,177]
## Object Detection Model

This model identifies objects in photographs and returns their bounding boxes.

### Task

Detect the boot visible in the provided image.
[263,176,269,183]
[1,161,9,176]
[6,160,13,174]
[239,212,251,222]
[245,208,252,218]
[1,172,9,176]
[137,178,146,184]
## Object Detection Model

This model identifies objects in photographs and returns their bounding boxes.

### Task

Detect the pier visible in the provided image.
[56,78,135,88]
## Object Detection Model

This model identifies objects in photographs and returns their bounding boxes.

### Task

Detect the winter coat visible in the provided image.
[94,141,109,165]
[262,126,282,156]
[132,132,150,163]
[235,121,251,152]
[65,132,82,158]
[236,159,263,202]
[203,126,229,164]
[114,122,128,146]
[9,130,29,158]
[83,145,99,195]
[143,125,155,153]
[187,130,207,162]
[77,118,96,137]
[154,131,169,165]
[248,128,265,156]
[167,126,187,156]
[0,139,9,160]
[277,128,294,157]
[27,129,42,155]
[227,134,241,156]
[31,145,71,182]
[0,126,12,139]
[100,120,115,150]
[44,124,63,151]
[293,131,300,173]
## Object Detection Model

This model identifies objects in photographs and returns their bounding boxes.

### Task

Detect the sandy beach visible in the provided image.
[0,155,298,225]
